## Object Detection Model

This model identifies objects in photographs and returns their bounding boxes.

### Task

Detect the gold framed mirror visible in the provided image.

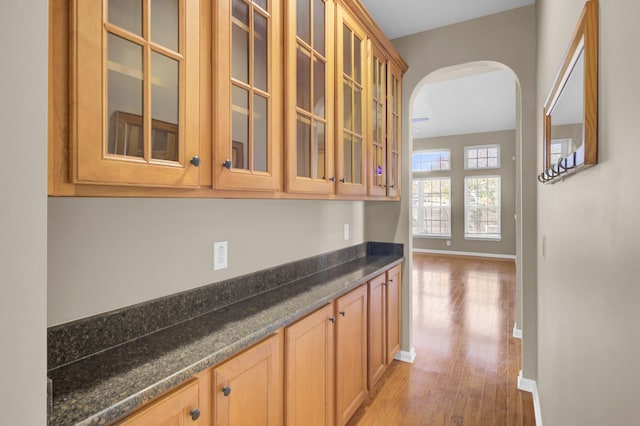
[540,0,598,184]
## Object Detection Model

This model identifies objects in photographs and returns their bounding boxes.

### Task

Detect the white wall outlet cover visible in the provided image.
[213,241,228,271]
[343,224,350,241]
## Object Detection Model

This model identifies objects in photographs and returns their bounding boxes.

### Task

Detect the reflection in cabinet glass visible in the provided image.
[72,0,200,187]
[285,0,335,194]
[368,43,387,197]
[336,7,367,196]
[215,0,282,191]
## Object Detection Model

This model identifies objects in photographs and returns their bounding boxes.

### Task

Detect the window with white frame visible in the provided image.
[465,144,500,169]
[412,178,451,237]
[412,149,451,172]
[550,138,571,164]
[464,176,501,240]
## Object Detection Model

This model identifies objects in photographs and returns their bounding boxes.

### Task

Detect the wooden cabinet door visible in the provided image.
[367,42,388,197]
[213,0,282,191]
[284,0,336,195]
[335,285,368,426]
[367,272,386,388]
[386,63,402,199]
[118,379,200,426]
[386,265,402,362]
[213,333,282,426]
[335,6,367,196]
[285,304,335,426]
[71,0,201,188]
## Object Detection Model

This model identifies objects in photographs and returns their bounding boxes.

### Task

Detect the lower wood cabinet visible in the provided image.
[117,379,202,426]
[285,303,335,426]
[367,264,402,389]
[335,285,369,426]
[212,333,283,426]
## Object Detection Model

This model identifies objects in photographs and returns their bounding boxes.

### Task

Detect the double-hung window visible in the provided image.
[412,178,451,237]
[464,176,501,240]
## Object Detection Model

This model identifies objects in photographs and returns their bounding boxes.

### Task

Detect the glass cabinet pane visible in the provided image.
[313,0,325,55]
[254,0,268,10]
[354,87,361,133]
[343,81,352,129]
[296,46,311,111]
[297,115,311,178]
[353,36,362,83]
[254,94,268,172]
[297,0,310,44]
[151,51,179,161]
[313,58,325,117]
[254,11,268,92]
[232,0,250,83]
[107,33,144,158]
[151,0,179,52]
[343,133,352,182]
[232,86,249,169]
[314,122,325,179]
[354,137,362,184]
[108,0,142,36]
[343,27,352,77]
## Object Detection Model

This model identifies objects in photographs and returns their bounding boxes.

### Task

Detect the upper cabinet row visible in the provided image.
[50,0,407,198]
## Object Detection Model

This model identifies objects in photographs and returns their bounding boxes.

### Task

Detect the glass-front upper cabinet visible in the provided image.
[284,0,335,194]
[215,0,282,191]
[387,62,402,198]
[71,0,200,187]
[336,6,367,196]
[368,42,387,197]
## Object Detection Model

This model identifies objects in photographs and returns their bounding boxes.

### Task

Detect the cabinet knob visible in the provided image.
[190,156,201,167]
[221,386,231,397]
[383,282,388,286]
[222,159,232,169]
[339,178,346,183]
[190,408,201,421]
[329,176,336,182]
[329,317,336,323]
[339,310,346,317]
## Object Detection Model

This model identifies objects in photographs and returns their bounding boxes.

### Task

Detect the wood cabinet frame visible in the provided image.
[213,0,283,191]
[335,5,368,196]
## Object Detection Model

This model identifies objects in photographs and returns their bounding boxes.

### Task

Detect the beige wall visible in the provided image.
[536,0,640,424]
[0,1,48,424]
[412,130,516,256]
[365,5,537,376]
[48,199,364,325]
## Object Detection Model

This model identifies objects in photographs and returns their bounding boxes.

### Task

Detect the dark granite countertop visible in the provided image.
[48,253,403,426]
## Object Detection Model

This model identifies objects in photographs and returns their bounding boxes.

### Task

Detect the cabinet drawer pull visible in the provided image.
[383,282,388,286]
[190,156,201,167]
[222,386,232,397]
[190,408,201,421]
[339,310,346,317]
[339,178,346,183]
[222,159,232,169]
[329,317,336,323]
[329,176,336,182]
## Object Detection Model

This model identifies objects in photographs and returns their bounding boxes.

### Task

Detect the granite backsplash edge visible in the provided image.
[48,241,402,371]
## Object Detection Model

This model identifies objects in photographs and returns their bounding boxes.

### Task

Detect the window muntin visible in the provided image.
[465,144,500,169]
[412,178,451,237]
[412,149,450,172]
[464,176,501,240]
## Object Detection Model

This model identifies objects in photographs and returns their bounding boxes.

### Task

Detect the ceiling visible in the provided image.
[360,0,535,40]
[360,0,531,140]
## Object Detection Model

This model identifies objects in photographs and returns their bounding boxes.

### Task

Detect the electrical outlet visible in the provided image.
[446,240,451,247]
[213,241,228,271]
[343,224,350,241]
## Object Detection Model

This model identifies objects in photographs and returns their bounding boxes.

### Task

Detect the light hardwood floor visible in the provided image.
[347,254,535,426]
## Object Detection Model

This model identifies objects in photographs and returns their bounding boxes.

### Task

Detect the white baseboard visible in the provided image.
[513,323,522,339]
[395,348,416,363]
[412,248,516,260]
[518,370,543,426]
